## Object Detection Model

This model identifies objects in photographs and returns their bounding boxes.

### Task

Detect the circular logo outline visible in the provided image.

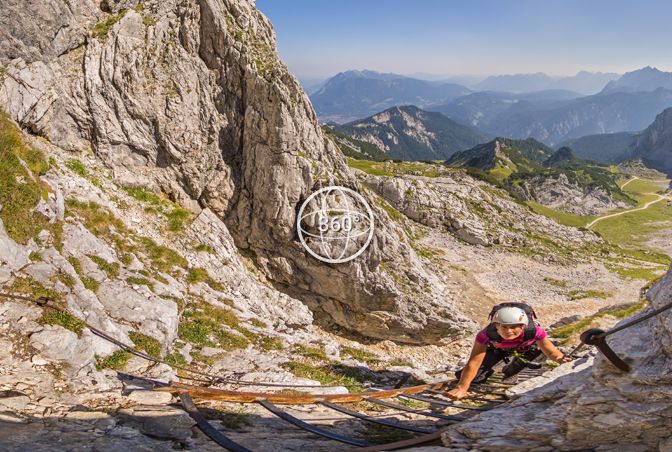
[297,186,375,264]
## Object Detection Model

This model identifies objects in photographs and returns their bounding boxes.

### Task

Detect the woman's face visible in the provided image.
[495,323,525,340]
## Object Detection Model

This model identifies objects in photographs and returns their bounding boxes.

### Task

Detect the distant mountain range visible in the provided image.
[308,70,621,122]
[432,68,672,145]
[558,107,672,176]
[310,71,471,123]
[475,71,619,95]
[474,73,557,92]
[312,67,672,170]
[430,89,583,129]
[334,105,490,161]
[479,87,672,145]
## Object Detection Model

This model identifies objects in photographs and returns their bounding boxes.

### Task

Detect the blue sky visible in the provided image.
[255,0,672,79]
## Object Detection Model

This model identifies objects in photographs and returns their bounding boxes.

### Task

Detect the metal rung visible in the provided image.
[468,387,509,397]
[425,389,507,405]
[470,382,512,389]
[400,394,491,411]
[319,401,435,434]
[365,398,465,422]
[179,393,252,452]
[488,375,537,383]
[514,370,544,375]
[463,395,507,403]
[257,399,374,447]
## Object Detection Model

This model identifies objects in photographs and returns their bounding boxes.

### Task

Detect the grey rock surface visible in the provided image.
[0,0,473,344]
[512,172,631,216]
[362,170,600,250]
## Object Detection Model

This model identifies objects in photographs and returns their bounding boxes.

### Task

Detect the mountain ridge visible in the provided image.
[601,66,672,94]
[627,107,672,176]
[335,105,490,160]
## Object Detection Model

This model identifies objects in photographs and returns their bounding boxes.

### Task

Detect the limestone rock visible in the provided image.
[362,171,599,250]
[29,326,96,376]
[511,172,631,216]
[0,220,30,271]
[127,390,173,405]
[96,282,178,344]
[0,0,475,344]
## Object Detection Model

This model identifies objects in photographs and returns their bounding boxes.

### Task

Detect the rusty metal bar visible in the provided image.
[160,380,449,404]
[179,393,252,452]
[319,401,436,434]
[257,399,374,447]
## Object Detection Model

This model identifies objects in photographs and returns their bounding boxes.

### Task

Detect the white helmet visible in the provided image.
[492,306,528,325]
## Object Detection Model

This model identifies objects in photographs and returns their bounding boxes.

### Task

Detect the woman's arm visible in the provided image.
[537,337,571,363]
[445,340,488,400]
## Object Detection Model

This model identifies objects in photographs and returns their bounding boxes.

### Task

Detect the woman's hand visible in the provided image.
[538,338,574,364]
[445,387,469,400]
[556,354,574,364]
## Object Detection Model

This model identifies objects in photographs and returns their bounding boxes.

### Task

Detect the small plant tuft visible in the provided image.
[293,344,328,361]
[96,350,131,370]
[65,159,87,178]
[187,267,225,291]
[165,206,190,231]
[10,277,61,302]
[128,332,162,359]
[567,289,611,300]
[257,336,283,351]
[92,10,128,43]
[250,318,267,328]
[194,243,215,254]
[88,255,120,279]
[81,276,100,293]
[341,346,381,365]
[124,187,163,205]
[38,311,86,336]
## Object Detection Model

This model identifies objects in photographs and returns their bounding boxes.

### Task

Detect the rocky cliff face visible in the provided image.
[0,0,474,344]
[629,107,672,177]
[441,264,672,451]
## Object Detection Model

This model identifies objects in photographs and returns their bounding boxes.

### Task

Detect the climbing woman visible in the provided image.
[445,303,572,400]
